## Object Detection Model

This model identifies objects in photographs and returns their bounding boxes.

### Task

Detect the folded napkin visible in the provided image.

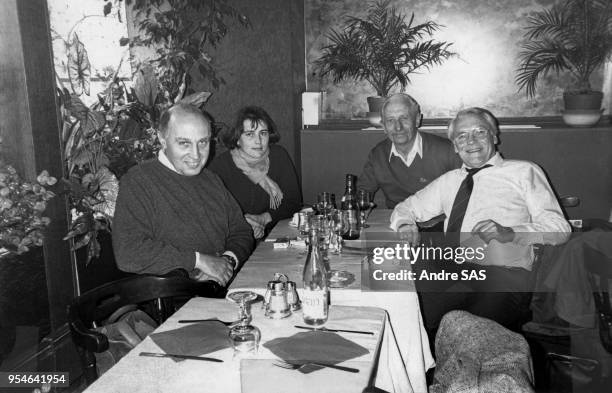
[263,331,368,373]
[149,321,229,361]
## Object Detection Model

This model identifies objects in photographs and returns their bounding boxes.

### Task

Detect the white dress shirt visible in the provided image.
[388,132,423,167]
[390,153,571,269]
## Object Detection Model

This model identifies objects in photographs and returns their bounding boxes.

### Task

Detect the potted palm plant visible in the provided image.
[315,0,455,125]
[516,0,612,127]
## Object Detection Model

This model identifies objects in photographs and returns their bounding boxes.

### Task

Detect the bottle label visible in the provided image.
[302,289,328,319]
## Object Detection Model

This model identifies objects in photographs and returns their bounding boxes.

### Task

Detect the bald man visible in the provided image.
[359,93,461,208]
[113,104,254,286]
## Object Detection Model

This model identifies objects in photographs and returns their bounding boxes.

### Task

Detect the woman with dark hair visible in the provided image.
[209,106,302,239]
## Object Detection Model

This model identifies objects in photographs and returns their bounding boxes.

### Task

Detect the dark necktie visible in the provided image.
[446,165,492,246]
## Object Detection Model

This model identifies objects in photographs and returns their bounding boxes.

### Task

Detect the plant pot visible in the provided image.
[561,109,603,128]
[367,96,385,113]
[563,91,603,111]
[366,96,385,127]
[366,111,382,126]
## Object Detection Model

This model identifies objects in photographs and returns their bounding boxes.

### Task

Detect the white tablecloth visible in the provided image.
[85,297,401,393]
[233,210,435,392]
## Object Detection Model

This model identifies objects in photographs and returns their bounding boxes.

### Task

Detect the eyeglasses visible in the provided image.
[453,128,490,145]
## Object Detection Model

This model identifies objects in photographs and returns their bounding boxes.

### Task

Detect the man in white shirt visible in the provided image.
[390,107,571,334]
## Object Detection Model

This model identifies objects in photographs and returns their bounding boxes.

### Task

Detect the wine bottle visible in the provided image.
[302,228,329,327]
[340,174,360,240]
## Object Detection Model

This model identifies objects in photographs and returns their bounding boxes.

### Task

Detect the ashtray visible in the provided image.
[328,270,355,288]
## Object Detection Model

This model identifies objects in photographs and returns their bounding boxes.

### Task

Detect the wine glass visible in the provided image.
[298,212,312,255]
[357,190,372,228]
[309,215,328,257]
[331,209,345,254]
[298,212,312,240]
[226,291,260,357]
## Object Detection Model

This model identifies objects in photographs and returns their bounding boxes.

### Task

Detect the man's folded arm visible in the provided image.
[390,176,446,231]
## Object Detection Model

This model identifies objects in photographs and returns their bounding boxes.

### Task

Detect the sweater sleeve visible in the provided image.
[112,171,196,275]
[267,146,302,226]
[358,148,380,194]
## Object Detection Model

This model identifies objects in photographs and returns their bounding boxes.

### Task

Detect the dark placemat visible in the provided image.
[263,331,368,367]
[149,321,229,361]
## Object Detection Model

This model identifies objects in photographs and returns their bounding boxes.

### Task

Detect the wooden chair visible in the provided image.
[67,273,227,385]
[583,244,612,353]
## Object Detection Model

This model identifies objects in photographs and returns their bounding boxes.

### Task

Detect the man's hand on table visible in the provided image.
[471,219,515,244]
[395,223,421,246]
[245,213,272,239]
[194,253,234,285]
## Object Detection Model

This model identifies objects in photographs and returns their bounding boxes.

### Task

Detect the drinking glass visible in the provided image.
[330,209,345,254]
[317,192,333,216]
[227,291,261,357]
[357,190,372,228]
[312,215,332,255]
[298,212,313,255]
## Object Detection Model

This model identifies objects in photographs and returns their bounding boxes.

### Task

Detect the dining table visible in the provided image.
[83,209,434,393]
[231,209,435,392]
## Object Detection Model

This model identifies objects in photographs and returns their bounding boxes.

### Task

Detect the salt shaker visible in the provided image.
[286,280,301,311]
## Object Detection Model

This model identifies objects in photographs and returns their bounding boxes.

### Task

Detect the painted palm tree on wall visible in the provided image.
[315,0,455,100]
[516,0,612,99]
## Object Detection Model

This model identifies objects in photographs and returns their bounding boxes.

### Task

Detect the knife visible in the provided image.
[178,318,235,326]
[294,325,374,335]
[139,352,224,362]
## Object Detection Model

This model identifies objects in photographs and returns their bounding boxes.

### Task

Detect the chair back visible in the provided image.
[67,274,227,384]
[583,244,612,353]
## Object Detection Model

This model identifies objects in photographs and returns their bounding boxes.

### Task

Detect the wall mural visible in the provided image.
[306,0,608,119]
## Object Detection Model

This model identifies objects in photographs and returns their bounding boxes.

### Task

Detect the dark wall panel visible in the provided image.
[201,0,305,162]
[301,127,612,220]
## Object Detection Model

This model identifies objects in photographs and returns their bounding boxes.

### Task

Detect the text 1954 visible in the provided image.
[0,372,69,387]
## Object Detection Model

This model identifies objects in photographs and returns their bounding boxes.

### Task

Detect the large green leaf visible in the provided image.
[179,91,212,107]
[67,34,91,96]
[133,64,159,107]
[81,111,106,138]
[65,95,89,122]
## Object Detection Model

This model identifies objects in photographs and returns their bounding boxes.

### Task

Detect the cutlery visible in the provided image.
[273,360,359,373]
[294,325,374,335]
[139,352,223,362]
[178,318,235,326]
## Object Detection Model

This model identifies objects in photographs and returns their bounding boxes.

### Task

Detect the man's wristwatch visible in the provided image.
[221,254,237,269]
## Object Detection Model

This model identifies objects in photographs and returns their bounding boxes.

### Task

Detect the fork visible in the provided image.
[273,360,359,373]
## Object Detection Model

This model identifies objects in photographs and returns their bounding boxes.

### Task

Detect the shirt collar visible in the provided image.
[158,150,179,174]
[461,152,503,173]
[388,132,423,166]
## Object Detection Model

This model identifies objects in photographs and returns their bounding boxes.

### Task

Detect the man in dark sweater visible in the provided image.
[359,94,461,209]
[113,104,254,286]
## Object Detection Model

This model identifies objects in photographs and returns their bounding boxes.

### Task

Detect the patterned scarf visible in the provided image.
[230,148,283,209]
